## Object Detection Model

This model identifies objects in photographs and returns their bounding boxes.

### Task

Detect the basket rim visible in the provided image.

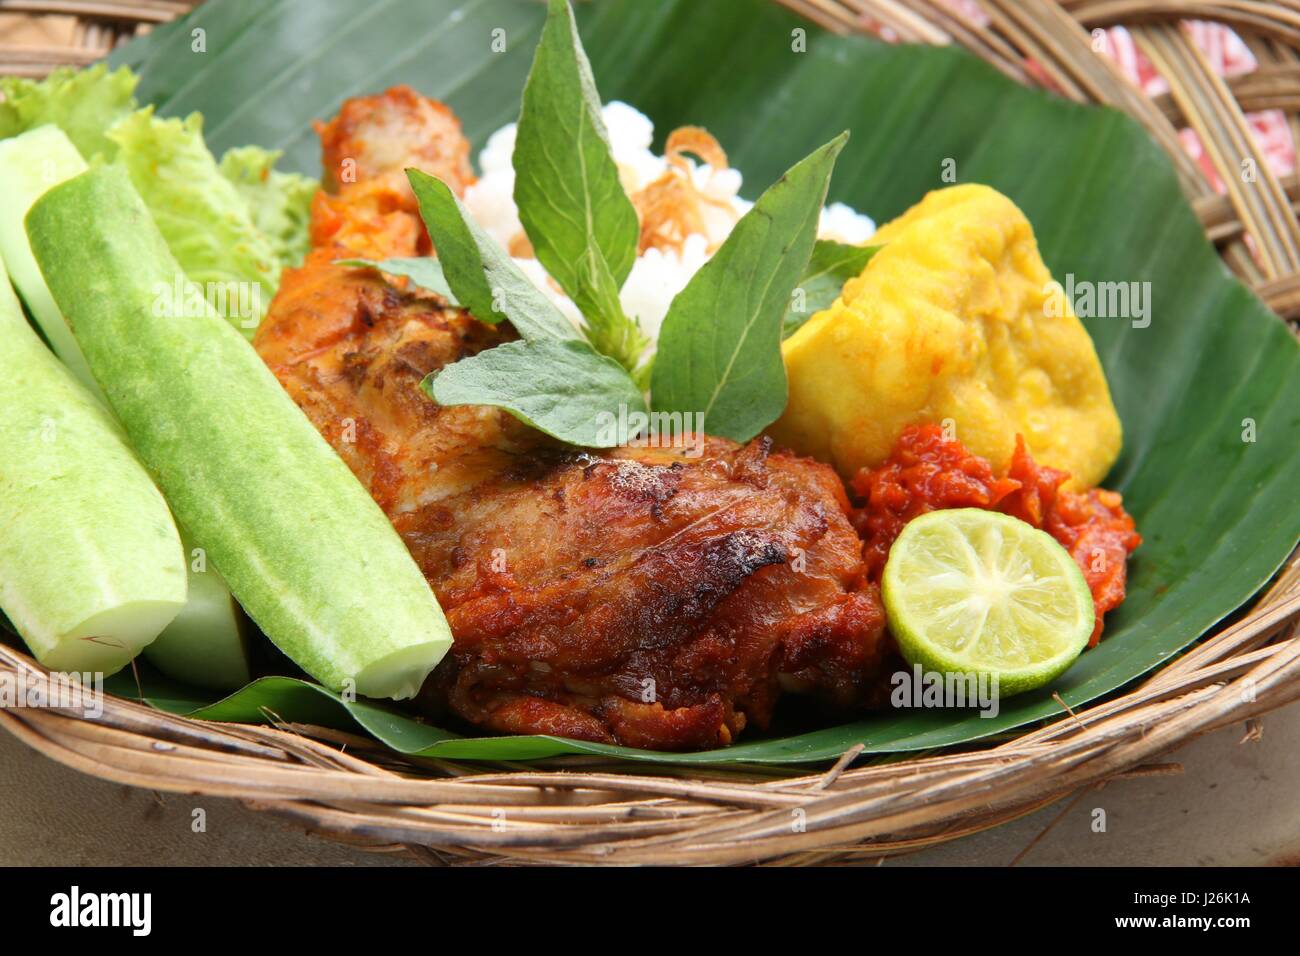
[1,0,1299,865]
[2,548,1297,865]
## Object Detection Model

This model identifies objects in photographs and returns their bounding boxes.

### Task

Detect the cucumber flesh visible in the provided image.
[27,165,453,700]
[0,256,187,674]
[144,553,251,690]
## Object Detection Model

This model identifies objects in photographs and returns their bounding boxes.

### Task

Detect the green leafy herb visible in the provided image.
[651,133,847,442]
[423,338,648,446]
[400,1,657,449]
[514,0,646,371]
[337,257,460,305]
[407,169,578,342]
[407,1,854,449]
[407,167,646,445]
[784,239,881,338]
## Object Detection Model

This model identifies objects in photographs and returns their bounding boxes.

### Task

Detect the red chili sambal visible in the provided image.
[849,425,1141,646]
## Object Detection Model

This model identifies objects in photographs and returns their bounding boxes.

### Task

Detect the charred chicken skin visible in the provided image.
[254,87,891,750]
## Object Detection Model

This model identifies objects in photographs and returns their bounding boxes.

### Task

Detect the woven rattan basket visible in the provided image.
[1,0,1298,865]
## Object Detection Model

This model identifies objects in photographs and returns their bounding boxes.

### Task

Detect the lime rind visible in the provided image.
[882,509,1094,698]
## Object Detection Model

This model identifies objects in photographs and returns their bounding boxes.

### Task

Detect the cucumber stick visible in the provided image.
[145,556,251,690]
[0,126,98,396]
[27,165,453,699]
[0,256,187,673]
[0,124,253,690]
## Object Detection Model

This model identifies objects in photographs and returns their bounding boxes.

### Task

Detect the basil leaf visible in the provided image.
[784,240,881,338]
[337,257,459,305]
[650,133,847,442]
[513,0,646,369]
[423,338,648,447]
[406,166,643,448]
[406,168,578,342]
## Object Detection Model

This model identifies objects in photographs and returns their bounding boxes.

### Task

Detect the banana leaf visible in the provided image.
[95,0,1300,765]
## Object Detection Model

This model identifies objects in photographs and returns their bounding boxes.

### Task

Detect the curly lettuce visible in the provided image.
[219,145,317,268]
[107,108,284,335]
[0,65,319,336]
[0,64,137,161]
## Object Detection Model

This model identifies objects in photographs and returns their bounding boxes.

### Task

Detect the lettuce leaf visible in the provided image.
[219,145,317,268]
[107,108,284,337]
[0,64,137,161]
[1,65,319,336]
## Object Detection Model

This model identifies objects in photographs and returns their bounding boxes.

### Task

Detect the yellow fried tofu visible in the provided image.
[769,183,1121,487]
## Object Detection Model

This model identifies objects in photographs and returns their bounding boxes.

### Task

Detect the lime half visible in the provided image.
[881,508,1094,698]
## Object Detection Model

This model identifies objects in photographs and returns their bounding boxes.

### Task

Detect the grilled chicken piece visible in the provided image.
[254,86,890,750]
[408,438,889,749]
[317,85,475,199]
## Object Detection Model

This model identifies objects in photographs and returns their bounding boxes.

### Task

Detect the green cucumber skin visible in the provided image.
[0,127,251,685]
[0,260,187,673]
[27,165,452,698]
[0,126,99,397]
